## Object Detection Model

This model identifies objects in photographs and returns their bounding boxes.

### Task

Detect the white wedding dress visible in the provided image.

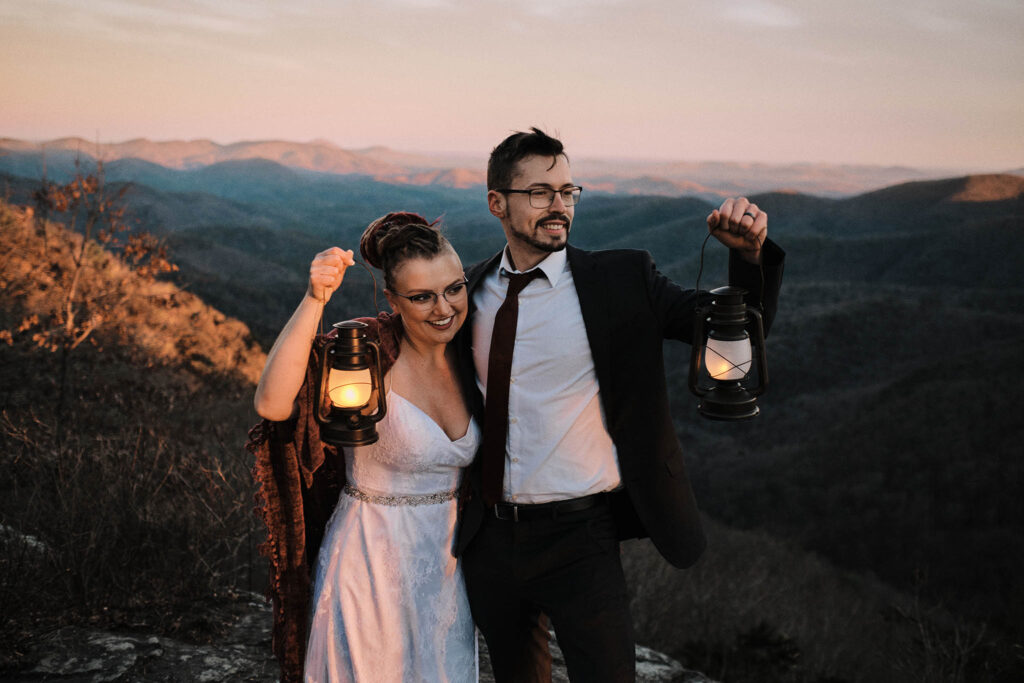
[304,390,480,683]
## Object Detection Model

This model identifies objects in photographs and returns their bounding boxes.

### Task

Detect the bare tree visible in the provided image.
[18,159,176,443]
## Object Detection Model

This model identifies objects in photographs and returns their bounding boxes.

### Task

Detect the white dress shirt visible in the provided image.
[471,247,622,503]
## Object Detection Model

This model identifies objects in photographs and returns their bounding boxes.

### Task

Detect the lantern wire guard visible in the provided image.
[691,229,768,420]
[315,258,387,446]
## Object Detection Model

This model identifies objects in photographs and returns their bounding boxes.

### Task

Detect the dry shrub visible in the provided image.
[0,198,266,663]
[0,343,259,624]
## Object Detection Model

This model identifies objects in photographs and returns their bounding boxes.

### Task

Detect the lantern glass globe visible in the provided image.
[328,368,373,408]
[704,337,752,380]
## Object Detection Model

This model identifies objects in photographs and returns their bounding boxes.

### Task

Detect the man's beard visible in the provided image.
[515,212,571,253]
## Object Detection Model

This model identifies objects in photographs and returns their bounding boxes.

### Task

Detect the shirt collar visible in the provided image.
[499,246,568,287]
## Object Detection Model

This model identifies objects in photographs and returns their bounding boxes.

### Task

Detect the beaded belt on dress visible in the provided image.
[343,483,457,506]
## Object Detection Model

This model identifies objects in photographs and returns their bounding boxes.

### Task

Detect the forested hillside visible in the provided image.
[2,160,1022,681]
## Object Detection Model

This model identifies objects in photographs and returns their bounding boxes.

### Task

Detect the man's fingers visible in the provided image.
[710,197,768,239]
[728,198,751,229]
[740,202,759,224]
[750,212,767,244]
[716,198,733,231]
[740,205,767,242]
[706,198,768,262]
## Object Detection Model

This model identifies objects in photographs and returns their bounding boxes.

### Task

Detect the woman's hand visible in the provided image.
[256,247,356,420]
[307,247,356,303]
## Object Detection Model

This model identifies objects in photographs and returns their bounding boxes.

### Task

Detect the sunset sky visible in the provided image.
[2,0,1022,170]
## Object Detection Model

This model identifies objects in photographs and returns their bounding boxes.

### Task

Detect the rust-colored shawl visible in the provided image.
[247,312,402,683]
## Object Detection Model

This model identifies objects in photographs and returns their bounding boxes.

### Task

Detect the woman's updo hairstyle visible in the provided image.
[359,212,451,290]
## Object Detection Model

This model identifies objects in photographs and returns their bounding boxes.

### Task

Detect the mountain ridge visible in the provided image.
[2,136,996,198]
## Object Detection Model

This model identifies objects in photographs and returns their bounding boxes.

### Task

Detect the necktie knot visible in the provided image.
[504,269,544,299]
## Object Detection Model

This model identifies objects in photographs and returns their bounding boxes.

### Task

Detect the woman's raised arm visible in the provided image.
[253,247,356,421]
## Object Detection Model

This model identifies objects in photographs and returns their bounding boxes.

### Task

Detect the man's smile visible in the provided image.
[537,213,570,234]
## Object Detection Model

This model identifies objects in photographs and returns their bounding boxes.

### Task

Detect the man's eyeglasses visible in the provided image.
[390,280,468,309]
[497,186,583,209]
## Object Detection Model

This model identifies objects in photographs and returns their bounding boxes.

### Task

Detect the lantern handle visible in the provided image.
[695,229,766,311]
[746,305,769,396]
[688,303,710,397]
[365,339,388,422]
[316,336,336,423]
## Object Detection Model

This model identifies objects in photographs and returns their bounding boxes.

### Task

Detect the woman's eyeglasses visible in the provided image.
[390,280,468,309]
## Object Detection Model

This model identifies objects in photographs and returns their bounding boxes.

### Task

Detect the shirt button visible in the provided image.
[511,457,519,463]
[509,417,517,424]
[510,377,516,384]
[510,494,518,501]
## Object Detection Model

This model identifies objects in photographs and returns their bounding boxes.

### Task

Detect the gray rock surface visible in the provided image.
[15,597,277,682]
[478,635,714,683]
[7,597,714,682]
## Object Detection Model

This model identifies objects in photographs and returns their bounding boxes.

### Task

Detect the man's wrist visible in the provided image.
[736,247,762,265]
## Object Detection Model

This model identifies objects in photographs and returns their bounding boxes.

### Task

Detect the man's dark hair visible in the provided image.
[487,127,568,190]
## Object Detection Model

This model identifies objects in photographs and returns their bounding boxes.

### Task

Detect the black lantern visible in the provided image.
[317,320,388,446]
[689,286,768,420]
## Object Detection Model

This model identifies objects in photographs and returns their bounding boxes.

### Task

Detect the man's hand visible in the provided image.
[307,247,356,303]
[707,197,766,264]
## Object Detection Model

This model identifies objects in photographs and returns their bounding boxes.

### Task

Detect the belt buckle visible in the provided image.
[494,503,519,522]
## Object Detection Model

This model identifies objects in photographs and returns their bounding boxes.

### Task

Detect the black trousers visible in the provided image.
[462,499,636,682]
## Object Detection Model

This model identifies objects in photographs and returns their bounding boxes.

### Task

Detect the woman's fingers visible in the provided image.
[308,248,355,302]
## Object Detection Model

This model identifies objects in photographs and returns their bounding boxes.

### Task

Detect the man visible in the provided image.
[454,128,784,681]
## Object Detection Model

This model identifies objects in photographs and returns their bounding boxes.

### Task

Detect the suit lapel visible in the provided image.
[465,251,502,302]
[457,251,503,422]
[567,246,613,394]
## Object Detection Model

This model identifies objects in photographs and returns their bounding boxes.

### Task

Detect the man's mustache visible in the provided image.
[537,213,570,225]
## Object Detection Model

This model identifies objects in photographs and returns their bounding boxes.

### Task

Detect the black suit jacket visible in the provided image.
[454,240,784,568]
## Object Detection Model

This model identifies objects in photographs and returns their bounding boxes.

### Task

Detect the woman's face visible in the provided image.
[384,250,467,347]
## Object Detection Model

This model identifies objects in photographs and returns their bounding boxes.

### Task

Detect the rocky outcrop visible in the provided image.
[11,598,277,682]
[6,597,714,682]
[478,636,713,683]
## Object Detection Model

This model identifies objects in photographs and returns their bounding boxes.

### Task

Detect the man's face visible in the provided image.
[488,154,575,267]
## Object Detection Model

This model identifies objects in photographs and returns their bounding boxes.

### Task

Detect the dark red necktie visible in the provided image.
[480,269,544,506]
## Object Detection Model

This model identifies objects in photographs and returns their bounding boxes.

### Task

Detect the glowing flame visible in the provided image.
[328,368,372,408]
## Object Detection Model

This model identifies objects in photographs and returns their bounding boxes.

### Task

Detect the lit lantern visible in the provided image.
[688,286,768,420]
[317,320,387,446]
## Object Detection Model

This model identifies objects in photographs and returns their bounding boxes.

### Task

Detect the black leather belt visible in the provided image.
[492,492,608,522]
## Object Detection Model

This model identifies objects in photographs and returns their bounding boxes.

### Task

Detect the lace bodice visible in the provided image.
[346,391,479,497]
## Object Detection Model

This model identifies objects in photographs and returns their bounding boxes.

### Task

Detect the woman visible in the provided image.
[250,212,477,682]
